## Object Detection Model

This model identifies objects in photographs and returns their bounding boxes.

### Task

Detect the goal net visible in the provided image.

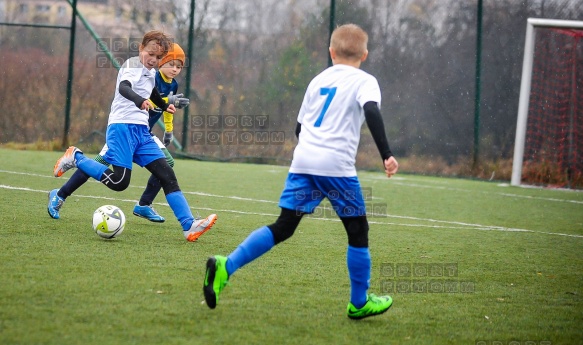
[512,18,583,189]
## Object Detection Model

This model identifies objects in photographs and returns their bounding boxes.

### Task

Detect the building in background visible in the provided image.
[1,0,175,35]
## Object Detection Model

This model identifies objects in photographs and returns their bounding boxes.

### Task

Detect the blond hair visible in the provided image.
[330,24,368,61]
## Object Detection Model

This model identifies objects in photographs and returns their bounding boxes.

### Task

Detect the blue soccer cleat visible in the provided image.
[133,204,165,223]
[47,189,64,219]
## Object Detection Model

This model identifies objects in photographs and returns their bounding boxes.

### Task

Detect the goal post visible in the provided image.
[512,18,583,188]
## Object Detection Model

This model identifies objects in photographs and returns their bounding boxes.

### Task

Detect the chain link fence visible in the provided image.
[0,0,581,179]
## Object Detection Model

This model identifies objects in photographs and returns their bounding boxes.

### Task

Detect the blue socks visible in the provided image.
[75,152,108,181]
[165,191,194,230]
[226,226,274,276]
[347,245,371,309]
[222,229,370,308]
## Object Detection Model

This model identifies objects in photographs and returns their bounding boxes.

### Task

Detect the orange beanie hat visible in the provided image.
[159,43,185,67]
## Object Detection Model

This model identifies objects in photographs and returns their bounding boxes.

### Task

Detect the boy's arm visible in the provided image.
[119,80,147,108]
[363,101,399,177]
[149,87,169,111]
[363,101,393,160]
[118,80,168,112]
[161,87,180,146]
[163,111,174,132]
[162,111,174,146]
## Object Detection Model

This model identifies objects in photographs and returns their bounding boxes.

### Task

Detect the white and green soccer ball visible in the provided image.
[92,205,126,239]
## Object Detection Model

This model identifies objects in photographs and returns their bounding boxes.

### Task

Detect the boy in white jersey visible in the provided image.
[52,31,217,242]
[202,24,399,319]
[48,43,190,223]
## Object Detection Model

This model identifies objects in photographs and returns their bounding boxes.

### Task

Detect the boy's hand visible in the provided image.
[141,99,156,111]
[168,92,190,109]
[163,132,173,146]
[384,156,398,178]
[166,104,176,114]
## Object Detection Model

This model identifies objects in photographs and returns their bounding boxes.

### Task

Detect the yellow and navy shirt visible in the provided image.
[148,71,178,131]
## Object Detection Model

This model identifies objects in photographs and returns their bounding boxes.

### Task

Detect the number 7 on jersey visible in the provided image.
[314,87,337,127]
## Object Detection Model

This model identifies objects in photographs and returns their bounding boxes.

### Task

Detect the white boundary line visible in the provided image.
[3,169,583,204]
[361,179,583,205]
[1,182,582,239]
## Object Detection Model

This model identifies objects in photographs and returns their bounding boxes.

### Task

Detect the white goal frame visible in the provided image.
[511,18,583,186]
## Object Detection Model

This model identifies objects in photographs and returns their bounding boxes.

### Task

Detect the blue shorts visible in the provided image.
[102,123,165,169]
[278,173,366,217]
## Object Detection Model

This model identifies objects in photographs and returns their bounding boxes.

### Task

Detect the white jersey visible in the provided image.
[108,56,156,126]
[289,64,382,177]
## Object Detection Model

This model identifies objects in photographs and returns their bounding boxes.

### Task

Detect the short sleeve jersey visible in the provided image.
[108,56,156,126]
[289,64,382,177]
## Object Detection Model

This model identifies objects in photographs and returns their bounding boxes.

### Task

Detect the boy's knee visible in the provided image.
[146,158,179,194]
[107,180,130,192]
[341,216,369,248]
[268,208,303,245]
[160,176,179,194]
[100,166,131,192]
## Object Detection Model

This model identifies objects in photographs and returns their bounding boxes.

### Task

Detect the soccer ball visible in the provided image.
[92,205,126,239]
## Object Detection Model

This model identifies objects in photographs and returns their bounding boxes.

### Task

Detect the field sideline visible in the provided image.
[0,148,582,345]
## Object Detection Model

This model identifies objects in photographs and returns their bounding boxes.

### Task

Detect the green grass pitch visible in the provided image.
[0,148,582,345]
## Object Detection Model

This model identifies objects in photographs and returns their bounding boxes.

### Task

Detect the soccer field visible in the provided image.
[0,148,582,345]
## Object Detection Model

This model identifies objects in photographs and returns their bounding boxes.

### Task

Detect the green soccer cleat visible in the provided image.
[203,255,229,309]
[347,293,393,320]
